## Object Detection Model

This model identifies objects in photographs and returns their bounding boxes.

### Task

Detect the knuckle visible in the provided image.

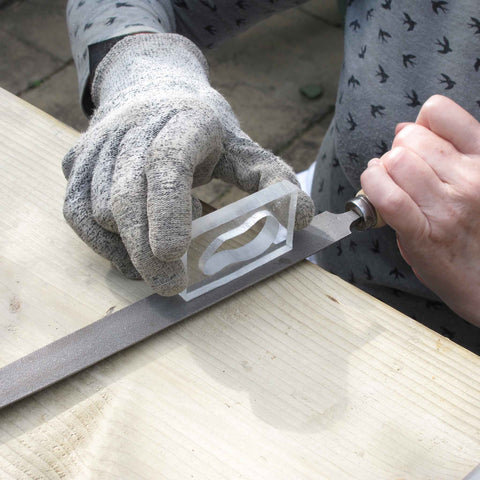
[177,98,220,125]
[422,94,447,114]
[383,147,407,171]
[393,123,421,147]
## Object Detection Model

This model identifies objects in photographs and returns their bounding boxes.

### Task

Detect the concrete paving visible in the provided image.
[0,28,64,95]
[1,0,71,62]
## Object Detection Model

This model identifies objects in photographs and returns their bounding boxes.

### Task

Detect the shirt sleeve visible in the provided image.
[67,0,175,112]
[67,0,307,115]
[172,0,307,49]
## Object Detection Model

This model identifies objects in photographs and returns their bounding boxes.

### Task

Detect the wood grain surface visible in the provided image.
[0,88,479,479]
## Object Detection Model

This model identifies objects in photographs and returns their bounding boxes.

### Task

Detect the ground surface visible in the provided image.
[0,0,344,206]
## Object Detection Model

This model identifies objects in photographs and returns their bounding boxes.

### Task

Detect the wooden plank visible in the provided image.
[0,88,479,479]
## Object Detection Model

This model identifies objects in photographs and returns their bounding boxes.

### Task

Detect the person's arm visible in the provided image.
[67,0,174,114]
[66,0,308,115]
[361,95,480,326]
[63,1,315,297]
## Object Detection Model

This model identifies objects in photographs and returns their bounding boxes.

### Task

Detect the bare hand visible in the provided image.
[361,95,480,326]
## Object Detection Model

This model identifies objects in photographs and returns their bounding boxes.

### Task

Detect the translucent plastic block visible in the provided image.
[180,180,298,301]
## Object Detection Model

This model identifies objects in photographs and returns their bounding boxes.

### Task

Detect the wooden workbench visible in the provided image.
[0,87,479,479]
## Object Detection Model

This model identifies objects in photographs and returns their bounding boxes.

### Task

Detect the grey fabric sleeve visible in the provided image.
[66,0,175,111]
[66,0,307,114]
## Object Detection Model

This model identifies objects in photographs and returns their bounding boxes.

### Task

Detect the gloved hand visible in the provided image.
[63,33,314,296]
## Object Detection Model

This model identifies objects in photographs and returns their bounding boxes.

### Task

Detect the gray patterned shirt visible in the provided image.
[66,0,480,351]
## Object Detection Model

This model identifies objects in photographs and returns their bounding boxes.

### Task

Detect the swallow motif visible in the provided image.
[431,1,448,14]
[371,104,386,117]
[378,29,392,42]
[200,0,217,11]
[389,267,405,280]
[439,73,456,89]
[469,17,480,34]
[376,64,389,83]
[205,25,217,35]
[375,140,388,156]
[350,19,361,31]
[403,12,416,31]
[436,36,452,54]
[347,112,357,131]
[405,89,421,107]
[403,54,416,68]
[348,75,361,88]
[363,266,373,280]
[348,152,360,163]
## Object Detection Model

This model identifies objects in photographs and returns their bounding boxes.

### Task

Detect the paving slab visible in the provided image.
[281,111,334,172]
[20,63,89,133]
[0,0,71,62]
[299,0,344,26]
[207,5,343,153]
[0,29,64,95]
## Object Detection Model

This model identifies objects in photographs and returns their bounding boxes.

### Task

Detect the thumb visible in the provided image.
[214,135,314,229]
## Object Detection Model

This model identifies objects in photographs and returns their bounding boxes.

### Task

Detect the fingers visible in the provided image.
[395,122,410,135]
[63,139,140,279]
[360,159,428,240]
[191,195,203,220]
[216,135,314,229]
[62,144,79,180]
[112,126,187,296]
[416,95,480,154]
[91,126,128,233]
[380,146,446,211]
[392,122,459,184]
[145,107,224,261]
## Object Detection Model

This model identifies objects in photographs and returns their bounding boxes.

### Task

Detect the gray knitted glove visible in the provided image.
[63,33,314,296]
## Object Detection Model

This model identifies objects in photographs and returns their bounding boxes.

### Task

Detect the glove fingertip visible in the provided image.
[62,147,77,180]
[150,262,188,296]
[294,191,315,230]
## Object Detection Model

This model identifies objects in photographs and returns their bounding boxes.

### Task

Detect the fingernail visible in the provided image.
[368,159,380,167]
